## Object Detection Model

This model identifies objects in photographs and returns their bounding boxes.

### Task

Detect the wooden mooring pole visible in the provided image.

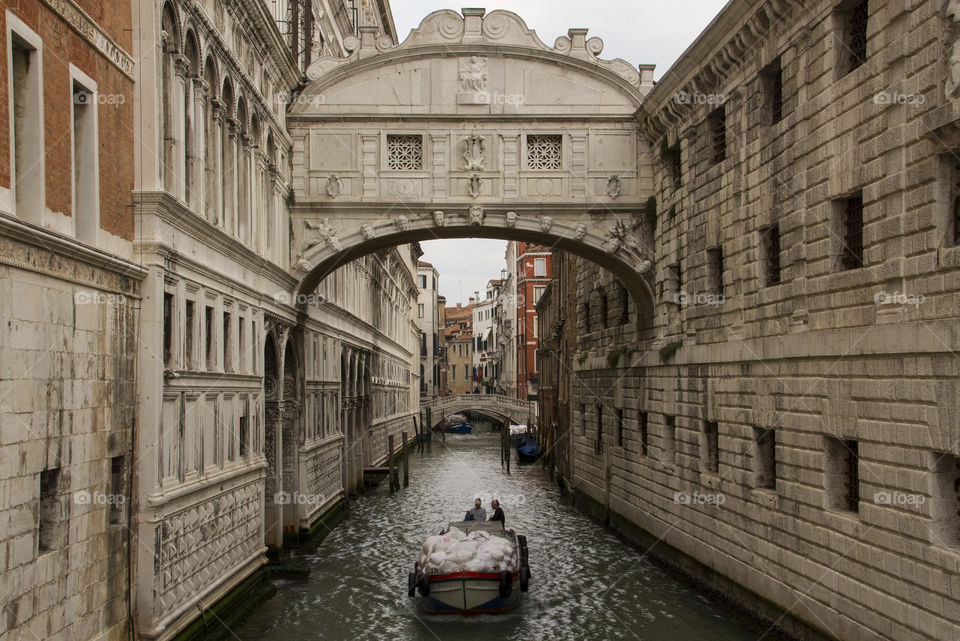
[402,431,409,487]
[388,434,396,493]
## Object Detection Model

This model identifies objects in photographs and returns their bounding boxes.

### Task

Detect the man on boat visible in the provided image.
[465,498,486,521]
[488,499,505,524]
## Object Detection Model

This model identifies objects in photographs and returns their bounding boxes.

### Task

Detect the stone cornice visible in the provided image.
[636,0,793,138]
[133,191,295,290]
[0,212,145,292]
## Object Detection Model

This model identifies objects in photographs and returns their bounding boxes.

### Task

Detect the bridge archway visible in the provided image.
[286,9,659,322]
[425,394,532,431]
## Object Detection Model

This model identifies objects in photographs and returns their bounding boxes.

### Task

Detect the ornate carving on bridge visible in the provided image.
[396,216,410,232]
[539,216,553,233]
[468,174,483,198]
[463,135,486,171]
[505,211,518,227]
[326,175,344,197]
[606,175,623,199]
[469,206,484,226]
[607,218,649,258]
[574,223,587,240]
[433,211,445,227]
[299,219,341,269]
[361,224,375,240]
[458,56,489,104]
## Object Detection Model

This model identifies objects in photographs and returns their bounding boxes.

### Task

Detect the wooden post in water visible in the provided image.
[388,434,396,493]
[402,431,409,487]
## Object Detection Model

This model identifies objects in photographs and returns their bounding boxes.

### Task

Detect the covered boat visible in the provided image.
[408,521,530,614]
[508,424,527,446]
[516,435,543,463]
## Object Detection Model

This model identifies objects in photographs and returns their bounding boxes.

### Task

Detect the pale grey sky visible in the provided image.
[403,1,730,305]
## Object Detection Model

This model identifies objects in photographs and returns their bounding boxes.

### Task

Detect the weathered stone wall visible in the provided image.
[568,0,960,639]
[0,225,141,641]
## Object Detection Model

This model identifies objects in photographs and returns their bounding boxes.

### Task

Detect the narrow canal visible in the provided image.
[235,429,760,641]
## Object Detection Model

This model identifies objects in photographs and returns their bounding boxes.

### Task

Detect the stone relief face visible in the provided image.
[506,211,518,227]
[433,211,445,227]
[574,223,587,240]
[396,215,409,231]
[469,206,484,225]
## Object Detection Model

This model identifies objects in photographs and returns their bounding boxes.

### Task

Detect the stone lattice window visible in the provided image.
[527,134,562,170]
[386,135,423,170]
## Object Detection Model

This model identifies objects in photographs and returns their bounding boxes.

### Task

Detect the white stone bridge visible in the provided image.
[424,394,533,429]
[285,8,659,323]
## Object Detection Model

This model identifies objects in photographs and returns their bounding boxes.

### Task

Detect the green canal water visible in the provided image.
[233,429,761,641]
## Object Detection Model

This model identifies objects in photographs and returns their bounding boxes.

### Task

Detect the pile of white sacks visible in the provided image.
[419,527,518,574]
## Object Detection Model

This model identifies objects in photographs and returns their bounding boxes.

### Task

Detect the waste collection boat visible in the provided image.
[408,520,530,614]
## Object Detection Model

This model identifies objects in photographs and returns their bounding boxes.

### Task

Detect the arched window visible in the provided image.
[236,98,249,242]
[183,31,199,208]
[202,57,217,222]
[220,79,234,232]
[159,5,179,193]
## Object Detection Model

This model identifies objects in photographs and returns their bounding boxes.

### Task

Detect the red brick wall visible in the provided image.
[0,1,134,240]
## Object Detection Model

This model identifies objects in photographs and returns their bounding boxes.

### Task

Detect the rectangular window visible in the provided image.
[109,456,124,525]
[707,107,726,165]
[595,405,603,455]
[619,285,630,324]
[418,303,424,318]
[617,409,624,447]
[163,292,174,367]
[239,413,249,458]
[534,258,547,277]
[580,404,586,435]
[762,223,781,286]
[238,316,246,373]
[386,134,423,170]
[418,275,427,288]
[943,153,960,247]
[421,332,427,356]
[703,421,719,473]
[251,321,257,373]
[533,286,546,304]
[184,300,195,369]
[754,428,776,489]
[762,57,783,124]
[532,317,538,339]
[8,19,44,222]
[668,262,682,307]
[71,71,98,243]
[666,139,682,187]
[223,311,232,372]
[38,468,62,553]
[707,247,724,297]
[639,411,649,457]
[663,415,676,464]
[527,134,562,170]
[205,306,215,370]
[464,365,469,381]
[930,453,960,547]
[838,192,864,270]
[837,0,868,75]
[825,437,860,512]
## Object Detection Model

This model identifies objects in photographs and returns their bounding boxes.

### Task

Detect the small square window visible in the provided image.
[527,135,562,170]
[387,135,423,170]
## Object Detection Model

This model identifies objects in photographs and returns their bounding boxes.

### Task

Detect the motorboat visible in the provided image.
[408,521,530,614]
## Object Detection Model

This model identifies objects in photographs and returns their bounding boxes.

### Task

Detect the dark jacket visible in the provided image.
[489,507,505,523]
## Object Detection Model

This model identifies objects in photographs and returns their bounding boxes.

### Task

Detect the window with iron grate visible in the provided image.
[707,247,724,297]
[703,421,719,473]
[707,107,726,165]
[762,57,783,124]
[387,135,423,170]
[527,134,562,170]
[639,411,649,457]
[838,0,869,75]
[838,192,864,270]
[762,223,782,286]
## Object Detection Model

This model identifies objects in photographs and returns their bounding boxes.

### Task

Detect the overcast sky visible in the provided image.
[400,0,730,306]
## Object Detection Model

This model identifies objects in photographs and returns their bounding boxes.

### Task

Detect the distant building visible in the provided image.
[444,303,474,394]
[516,243,552,400]
[496,243,518,398]
[437,295,448,395]
[416,261,441,399]
[472,279,503,393]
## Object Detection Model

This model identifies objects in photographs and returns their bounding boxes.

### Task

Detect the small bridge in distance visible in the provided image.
[423,394,533,430]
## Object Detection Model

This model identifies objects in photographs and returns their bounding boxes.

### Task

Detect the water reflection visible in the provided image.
[234,432,758,641]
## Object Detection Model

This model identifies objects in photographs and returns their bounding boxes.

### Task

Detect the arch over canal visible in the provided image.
[424,394,532,430]
[285,8,660,323]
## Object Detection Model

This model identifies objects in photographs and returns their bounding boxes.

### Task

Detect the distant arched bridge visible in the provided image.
[423,394,533,430]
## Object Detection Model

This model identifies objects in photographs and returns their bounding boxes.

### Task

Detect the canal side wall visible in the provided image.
[558,0,960,640]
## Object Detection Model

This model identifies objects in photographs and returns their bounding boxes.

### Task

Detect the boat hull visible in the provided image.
[422,572,521,614]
